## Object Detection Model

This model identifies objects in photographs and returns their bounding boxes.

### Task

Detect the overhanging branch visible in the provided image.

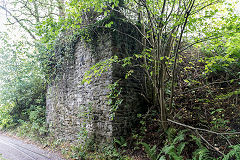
[0,5,36,40]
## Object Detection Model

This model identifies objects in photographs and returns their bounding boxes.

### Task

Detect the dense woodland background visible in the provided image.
[0,0,240,159]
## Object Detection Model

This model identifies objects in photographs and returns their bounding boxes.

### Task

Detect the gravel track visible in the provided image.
[0,134,64,160]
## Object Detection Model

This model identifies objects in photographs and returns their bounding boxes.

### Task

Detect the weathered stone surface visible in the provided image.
[46,25,144,145]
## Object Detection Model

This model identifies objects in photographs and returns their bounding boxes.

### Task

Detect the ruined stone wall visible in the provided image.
[46,24,144,144]
[46,34,113,142]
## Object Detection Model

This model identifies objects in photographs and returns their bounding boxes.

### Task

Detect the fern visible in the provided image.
[141,129,233,160]
[172,130,186,144]
[191,135,215,160]
[161,144,184,160]
[192,147,212,160]
[177,142,187,155]
[223,145,240,160]
[162,145,183,160]
[140,142,161,160]
[114,136,127,147]
[160,129,188,160]
[159,156,166,160]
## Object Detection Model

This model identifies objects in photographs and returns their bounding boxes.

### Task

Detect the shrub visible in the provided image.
[0,103,15,129]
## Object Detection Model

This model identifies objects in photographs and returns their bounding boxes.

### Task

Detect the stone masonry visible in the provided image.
[46,22,144,144]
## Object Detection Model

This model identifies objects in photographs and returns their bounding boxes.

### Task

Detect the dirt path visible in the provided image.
[0,133,64,160]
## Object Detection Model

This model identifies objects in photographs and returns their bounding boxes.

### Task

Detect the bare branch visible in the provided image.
[0,5,36,40]
[196,131,225,156]
[167,119,240,135]
[179,35,223,53]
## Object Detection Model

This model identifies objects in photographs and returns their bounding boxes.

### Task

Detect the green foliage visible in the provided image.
[82,56,119,84]
[36,17,66,46]
[192,147,211,160]
[0,31,47,139]
[226,34,240,59]
[223,145,240,160]
[107,80,123,119]
[77,103,93,146]
[202,31,240,75]
[15,105,47,138]
[159,129,187,160]
[29,106,47,135]
[0,103,15,129]
[63,141,130,160]
[36,29,83,78]
[0,154,8,160]
[10,78,46,124]
[115,136,127,148]
[98,145,126,160]
[204,54,236,74]
[216,88,240,100]
[140,142,162,160]
[140,129,219,160]
[191,135,213,160]
[210,108,230,131]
